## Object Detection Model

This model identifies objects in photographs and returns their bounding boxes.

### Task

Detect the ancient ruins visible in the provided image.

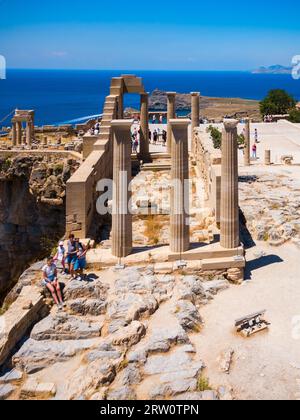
[66,75,245,283]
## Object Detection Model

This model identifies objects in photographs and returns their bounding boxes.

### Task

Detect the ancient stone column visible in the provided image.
[26,122,31,146]
[16,121,22,146]
[43,136,48,146]
[111,120,133,258]
[11,122,17,146]
[170,119,190,253]
[220,119,240,249]
[139,92,150,161]
[118,94,124,119]
[244,118,250,166]
[265,149,271,165]
[167,92,176,153]
[191,92,200,155]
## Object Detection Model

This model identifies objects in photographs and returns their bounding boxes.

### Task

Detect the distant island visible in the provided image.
[252,65,292,74]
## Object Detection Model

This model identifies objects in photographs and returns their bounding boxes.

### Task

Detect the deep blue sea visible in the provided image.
[0,70,300,126]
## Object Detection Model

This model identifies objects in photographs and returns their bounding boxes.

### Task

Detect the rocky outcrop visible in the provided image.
[0,155,80,300]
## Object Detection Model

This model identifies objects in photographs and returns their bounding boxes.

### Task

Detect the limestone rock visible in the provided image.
[174,300,203,332]
[64,279,108,301]
[111,321,146,348]
[218,348,234,374]
[66,298,107,316]
[66,360,116,400]
[0,369,23,384]
[31,313,103,341]
[106,385,137,401]
[13,338,99,373]
[0,383,15,400]
[20,378,56,399]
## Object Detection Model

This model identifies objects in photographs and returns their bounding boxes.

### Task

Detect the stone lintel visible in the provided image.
[111,119,134,129]
[169,119,191,127]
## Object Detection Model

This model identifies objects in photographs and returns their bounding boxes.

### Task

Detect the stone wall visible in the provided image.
[193,127,222,224]
[66,96,117,238]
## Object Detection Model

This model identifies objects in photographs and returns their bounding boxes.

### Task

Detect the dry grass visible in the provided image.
[143,215,167,245]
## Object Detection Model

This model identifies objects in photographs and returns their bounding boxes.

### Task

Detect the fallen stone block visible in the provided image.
[0,369,23,384]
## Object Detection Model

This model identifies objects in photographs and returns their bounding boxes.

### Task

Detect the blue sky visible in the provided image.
[0,0,299,70]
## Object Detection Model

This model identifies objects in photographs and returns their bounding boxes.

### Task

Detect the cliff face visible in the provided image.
[0,155,80,301]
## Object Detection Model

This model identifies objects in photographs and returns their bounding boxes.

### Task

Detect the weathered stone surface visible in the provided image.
[0,383,15,400]
[111,321,146,348]
[0,286,47,366]
[0,156,79,299]
[0,368,23,384]
[64,279,108,301]
[66,298,107,316]
[20,378,56,399]
[66,360,116,400]
[202,279,229,295]
[107,293,158,333]
[218,349,234,374]
[31,313,103,341]
[13,338,99,373]
[174,300,203,332]
[106,385,137,401]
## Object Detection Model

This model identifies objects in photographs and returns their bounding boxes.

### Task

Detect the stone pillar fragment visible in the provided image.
[265,150,271,165]
[139,92,150,161]
[26,122,31,146]
[111,120,133,258]
[244,118,250,166]
[167,92,176,153]
[170,119,190,253]
[191,92,200,155]
[220,119,240,249]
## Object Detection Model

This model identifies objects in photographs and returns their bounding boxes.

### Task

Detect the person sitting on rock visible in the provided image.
[42,257,64,309]
[73,239,87,281]
[66,234,77,278]
[53,241,66,274]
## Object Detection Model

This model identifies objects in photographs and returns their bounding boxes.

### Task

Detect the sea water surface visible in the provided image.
[0,70,299,126]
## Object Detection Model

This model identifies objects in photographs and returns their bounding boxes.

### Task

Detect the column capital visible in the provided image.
[111,119,134,130]
[167,92,176,97]
[191,92,201,97]
[223,119,239,130]
[169,118,191,127]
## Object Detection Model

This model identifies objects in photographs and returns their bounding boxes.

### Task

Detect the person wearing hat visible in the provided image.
[53,240,66,274]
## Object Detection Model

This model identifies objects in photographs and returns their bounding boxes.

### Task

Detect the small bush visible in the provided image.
[197,375,212,392]
[207,125,222,149]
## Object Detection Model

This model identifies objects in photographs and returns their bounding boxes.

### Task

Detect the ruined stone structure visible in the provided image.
[244,118,251,166]
[167,92,176,153]
[191,92,200,156]
[220,120,240,249]
[111,120,133,258]
[66,75,245,278]
[170,119,190,253]
[11,110,35,147]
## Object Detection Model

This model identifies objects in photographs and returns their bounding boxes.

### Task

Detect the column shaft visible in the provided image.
[111,120,133,258]
[265,150,271,165]
[191,92,200,155]
[244,118,250,166]
[12,122,17,146]
[139,93,150,160]
[220,119,240,249]
[167,93,176,153]
[26,122,31,146]
[170,119,190,253]
[16,121,22,146]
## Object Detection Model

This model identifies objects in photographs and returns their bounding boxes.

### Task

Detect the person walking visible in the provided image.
[153,130,158,145]
[66,234,77,279]
[74,239,87,281]
[162,130,167,146]
[252,143,257,159]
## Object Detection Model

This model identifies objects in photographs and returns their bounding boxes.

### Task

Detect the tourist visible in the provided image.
[252,143,257,159]
[42,257,64,309]
[162,130,167,146]
[66,234,77,278]
[74,239,87,281]
[153,130,158,144]
[159,115,163,124]
[53,241,66,274]
[149,130,152,143]
[152,115,156,124]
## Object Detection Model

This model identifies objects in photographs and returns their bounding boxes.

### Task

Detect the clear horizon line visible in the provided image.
[6,67,256,73]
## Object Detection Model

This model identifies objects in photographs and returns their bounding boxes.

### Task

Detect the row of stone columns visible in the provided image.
[110,113,240,258]
[11,120,34,146]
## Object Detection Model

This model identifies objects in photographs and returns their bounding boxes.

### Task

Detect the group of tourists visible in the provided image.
[41,234,88,309]
[88,121,101,136]
[131,125,168,153]
[152,114,164,124]
[151,128,167,145]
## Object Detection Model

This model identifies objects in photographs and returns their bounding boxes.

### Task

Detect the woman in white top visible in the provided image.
[42,257,64,309]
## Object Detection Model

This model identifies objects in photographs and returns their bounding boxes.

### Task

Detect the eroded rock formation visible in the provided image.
[0,155,80,300]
